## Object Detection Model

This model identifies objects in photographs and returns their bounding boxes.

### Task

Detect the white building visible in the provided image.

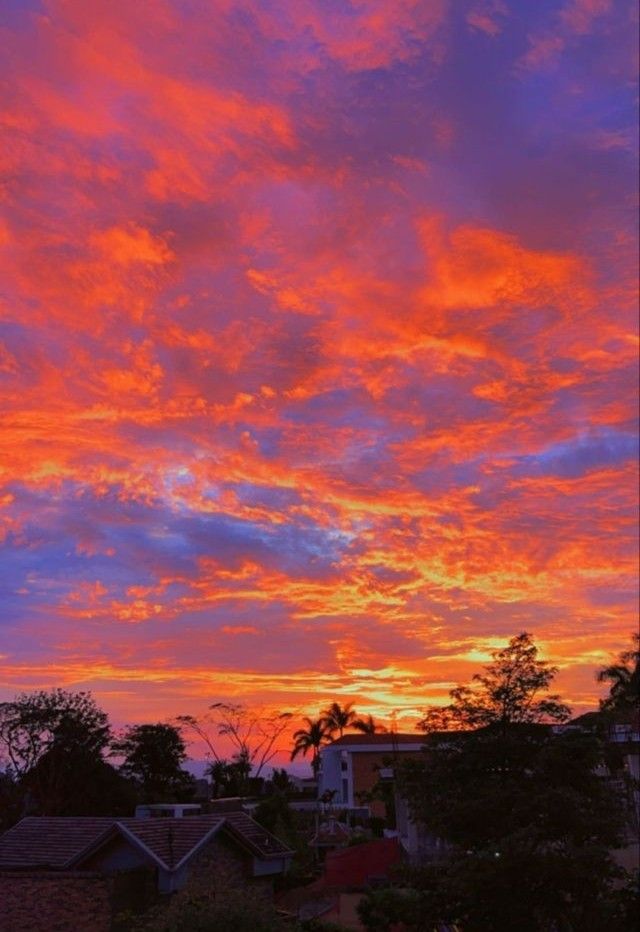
[318,734,424,814]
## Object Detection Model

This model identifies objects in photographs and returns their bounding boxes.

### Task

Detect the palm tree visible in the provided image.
[321,701,357,738]
[353,713,387,735]
[597,635,640,713]
[290,717,330,777]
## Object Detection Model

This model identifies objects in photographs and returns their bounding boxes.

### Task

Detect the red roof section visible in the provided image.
[324,837,402,887]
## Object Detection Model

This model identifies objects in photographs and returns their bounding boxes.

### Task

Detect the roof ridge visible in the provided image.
[115,821,169,872]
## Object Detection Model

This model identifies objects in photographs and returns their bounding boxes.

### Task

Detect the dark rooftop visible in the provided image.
[328,733,424,747]
[0,813,293,872]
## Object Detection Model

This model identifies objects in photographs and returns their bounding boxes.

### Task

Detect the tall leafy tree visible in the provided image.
[0,689,136,817]
[115,723,194,803]
[0,689,111,777]
[392,634,631,932]
[24,745,136,816]
[290,717,330,776]
[321,701,357,737]
[418,632,570,733]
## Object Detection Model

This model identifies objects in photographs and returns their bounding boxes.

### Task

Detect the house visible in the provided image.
[277,838,404,929]
[318,733,425,817]
[0,811,293,931]
[323,836,402,888]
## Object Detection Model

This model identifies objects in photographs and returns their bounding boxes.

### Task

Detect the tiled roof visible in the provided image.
[118,815,225,869]
[0,813,293,872]
[328,733,424,747]
[223,810,293,859]
[0,817,114,869]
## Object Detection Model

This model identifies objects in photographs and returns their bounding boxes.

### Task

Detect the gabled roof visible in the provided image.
[222,810,292,859]
[112,816,226,871]
[0,814,293,873]
[0,817,114,870]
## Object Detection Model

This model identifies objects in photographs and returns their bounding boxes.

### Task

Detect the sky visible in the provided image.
[0,0,638,752]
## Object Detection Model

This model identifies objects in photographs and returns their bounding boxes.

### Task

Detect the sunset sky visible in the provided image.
[1,0,638,751]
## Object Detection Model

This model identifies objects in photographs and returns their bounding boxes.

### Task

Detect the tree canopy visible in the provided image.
[290,716,331,776]
[114,723,195,803]
[177,703,292,779]
[418,632,571,733]
[389,634,634,932]
[597,634,640,714]
[0,689,111,777]
[321,701,357,737]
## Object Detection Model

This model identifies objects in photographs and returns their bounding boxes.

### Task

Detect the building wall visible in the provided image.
[84,834,152,873]
[319,743,424,814]
[171,833,274,905]
[351,750,423,818]
[318,746,344,801]
[0,871,112,932]
[189,832,250,887]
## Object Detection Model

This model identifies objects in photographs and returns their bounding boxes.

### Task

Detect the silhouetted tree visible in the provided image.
[205,750,252,797]
[0,689,130,818]
[418,632,570,734]
[177,703,292,779]
[321,701,357,737]
[353,714,386,735]
[290,717,330,776]
[115,723,194,803]
[0,689,110,777]
[268,767,293,795]
[24,745,136,816]
[0,770,22,831]
[597,634,640,714]
[392,634,630,932]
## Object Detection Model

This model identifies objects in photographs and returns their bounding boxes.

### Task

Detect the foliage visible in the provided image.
[291,716,331,776]
[114,723,195,803]
[268,767,293,795]
[0,770,23,831]
[131,883,287,931]
[357,887,434,931]
[23,744,137,816]
[0,689,134,818]
[597,633,640,714]
[205,750,252,796]
[0,689,110,777]
[253,792,292,835]
[253,794,316,885]
[177,703,292,779]
[394,634,632,931]
[418,633,570,733]
[321,702,356,737]
[353,714,386,734]
[126,863,342,932]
